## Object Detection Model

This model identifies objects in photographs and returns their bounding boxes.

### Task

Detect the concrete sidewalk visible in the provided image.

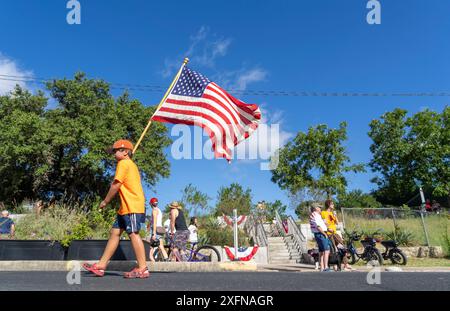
[257,263,450,273]
[0,260,258,272]
[0,261,448,272]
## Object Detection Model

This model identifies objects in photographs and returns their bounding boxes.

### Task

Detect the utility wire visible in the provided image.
[1,74,450,97]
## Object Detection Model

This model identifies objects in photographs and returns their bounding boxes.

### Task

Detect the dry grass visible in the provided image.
[342,214,449,255]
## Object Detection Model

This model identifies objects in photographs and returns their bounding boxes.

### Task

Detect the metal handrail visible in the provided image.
[244,214,268,247]
[256,221,268,247]
[274,210,286,237]
[287,216,308,254]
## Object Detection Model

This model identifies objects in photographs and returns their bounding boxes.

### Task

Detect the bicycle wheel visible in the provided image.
[153,247,167,262]
[347,251,356,265]
[193,245,221,262]
[390,250,407,265]
[367,248,384,266]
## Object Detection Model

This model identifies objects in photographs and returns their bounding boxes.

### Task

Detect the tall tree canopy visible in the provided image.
[336,189,381,209]
[255,199,288,221]
[179,183,211,216]
[271,122,364,199]
[368,107,450,206]
[215,183,253,216]
[0,73,172,206]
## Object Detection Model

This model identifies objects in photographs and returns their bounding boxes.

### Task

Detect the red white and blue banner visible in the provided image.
[224,245,259,261]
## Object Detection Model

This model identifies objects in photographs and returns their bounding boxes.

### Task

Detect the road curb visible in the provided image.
[0,261,258,272]
[0,261,448,272]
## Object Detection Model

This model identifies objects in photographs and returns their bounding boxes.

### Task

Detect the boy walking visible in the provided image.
[82,139,148,278]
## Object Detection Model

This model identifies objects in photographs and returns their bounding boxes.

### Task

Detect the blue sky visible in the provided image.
[1,0,449,217]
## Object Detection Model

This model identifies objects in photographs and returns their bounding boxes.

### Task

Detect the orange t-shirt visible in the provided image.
[114,159,145,215]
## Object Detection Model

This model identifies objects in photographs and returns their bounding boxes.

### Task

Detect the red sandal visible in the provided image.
[82,263,105,277]
[123,267,150,279]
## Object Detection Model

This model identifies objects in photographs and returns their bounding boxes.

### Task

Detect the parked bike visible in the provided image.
[380,240,407,265]
[153,240,221,262]
[345,231,384,266]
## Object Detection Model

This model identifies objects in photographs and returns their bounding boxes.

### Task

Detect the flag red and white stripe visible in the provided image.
[151,66,261,161]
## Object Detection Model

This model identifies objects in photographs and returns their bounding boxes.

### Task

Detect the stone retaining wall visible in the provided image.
[401,246,444,258]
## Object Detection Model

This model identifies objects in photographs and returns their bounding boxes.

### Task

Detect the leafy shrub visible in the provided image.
[60,218,94,247]
[15,205,86,242]
[198,215,249,246]
[384,225,416,246]
[15,202,118,246]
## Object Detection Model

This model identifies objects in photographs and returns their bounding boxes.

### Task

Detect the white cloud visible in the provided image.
[212,38,232,58]
[186,26,208,56]
[213,66,268,92]
[194,37,232,68]
[160,27,267,96]
[0,52,33,95]
[235,68,267,90]
[161,58,179,78]
[161,27,232,77]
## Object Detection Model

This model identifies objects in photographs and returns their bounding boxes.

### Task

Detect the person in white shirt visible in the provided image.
[188,217,198,244]
[309,203,332,272]
[147,197,169,262]
[163,217,174,245]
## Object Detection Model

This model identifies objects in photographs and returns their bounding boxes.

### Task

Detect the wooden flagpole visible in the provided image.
[132,57,189,154]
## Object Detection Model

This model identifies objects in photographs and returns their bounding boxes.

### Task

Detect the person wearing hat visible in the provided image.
[147,197,169,262]
[82,139,149,278]
[168,201,190,261]
[309,202,332,272]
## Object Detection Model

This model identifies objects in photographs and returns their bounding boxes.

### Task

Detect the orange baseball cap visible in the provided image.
[107,139,134,154]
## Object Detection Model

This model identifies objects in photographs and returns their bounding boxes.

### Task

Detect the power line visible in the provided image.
[1,74,450,97]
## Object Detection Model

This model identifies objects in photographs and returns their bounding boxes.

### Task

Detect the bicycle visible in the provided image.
[153,238,221,262]
[380,240,407,265]
[345,231,384,266]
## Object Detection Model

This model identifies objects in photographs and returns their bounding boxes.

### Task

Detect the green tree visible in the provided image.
[179,183,211,216]
[271,122,364,199]
[0,87,49,205]
[294,200,315,219]
[368,107,450,206]
[336,189,381,208]
[0,73,172,206]
[215,183,252,216]
[262,200,288,221]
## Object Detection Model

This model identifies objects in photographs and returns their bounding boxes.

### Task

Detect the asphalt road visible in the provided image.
[0,271,448,291]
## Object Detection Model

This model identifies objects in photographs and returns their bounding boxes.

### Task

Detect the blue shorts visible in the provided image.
[314,232,331,252]
[112,213,145,234]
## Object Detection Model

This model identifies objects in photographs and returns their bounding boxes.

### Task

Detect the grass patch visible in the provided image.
[14,204,250,247]
[342,214,449,256]
[352,257,450,267]
[14,204,117,246]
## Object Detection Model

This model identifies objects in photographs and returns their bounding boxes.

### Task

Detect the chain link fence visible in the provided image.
[341,208,449,254]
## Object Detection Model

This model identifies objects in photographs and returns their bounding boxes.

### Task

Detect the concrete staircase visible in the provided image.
[265,225,302,264]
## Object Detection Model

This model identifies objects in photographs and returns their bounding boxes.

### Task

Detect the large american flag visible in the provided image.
[152,66,261,161]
